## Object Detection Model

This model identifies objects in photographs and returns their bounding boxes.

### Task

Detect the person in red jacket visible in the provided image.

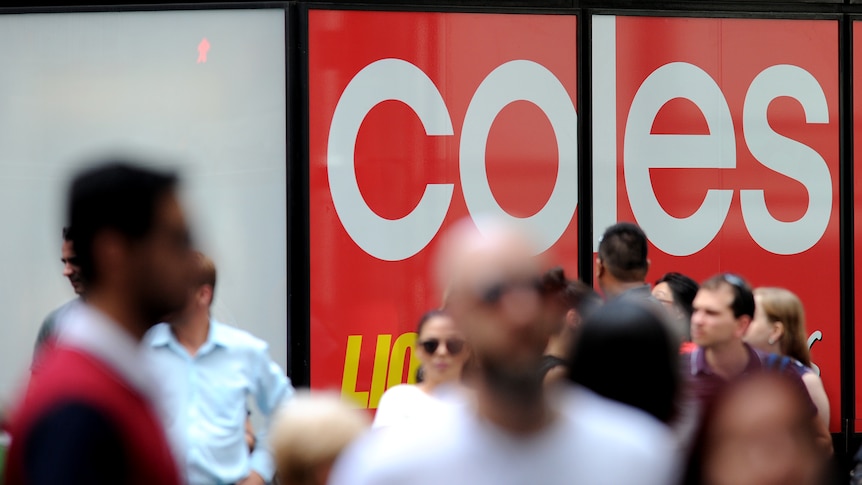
[3,161,195,485]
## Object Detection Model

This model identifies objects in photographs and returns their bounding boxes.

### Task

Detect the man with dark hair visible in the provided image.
[596,222,651,300]
[33,227,87,364]
[145,252,294,485]
[688,273,832,454]
[3,161,193,485]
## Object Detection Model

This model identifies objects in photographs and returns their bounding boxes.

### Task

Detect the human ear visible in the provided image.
[769,321,785,345]
[737,315,752,338]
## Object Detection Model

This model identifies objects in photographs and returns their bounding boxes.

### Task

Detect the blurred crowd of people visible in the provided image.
[0,159,849,485]
[334,220,842,485]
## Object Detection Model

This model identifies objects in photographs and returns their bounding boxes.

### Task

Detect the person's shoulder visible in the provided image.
[561,385,676,452]
[39,298,80,330]
[332,406,465,485]
[559,386,680,482]
[211,320,267,352]
[755,349,809,376]
[143,322,171,346]
[380,384,426,401]
[48,298,79,317]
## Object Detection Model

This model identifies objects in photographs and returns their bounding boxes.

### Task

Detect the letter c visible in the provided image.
[328,59,455,261]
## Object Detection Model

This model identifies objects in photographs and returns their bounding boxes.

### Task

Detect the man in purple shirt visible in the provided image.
[688,273,832,454]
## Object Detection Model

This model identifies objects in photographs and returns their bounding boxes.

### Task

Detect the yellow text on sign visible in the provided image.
[341,332,420,409]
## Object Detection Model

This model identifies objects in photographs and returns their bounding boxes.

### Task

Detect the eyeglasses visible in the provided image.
[478,277,544,305]
[418,338,465,356]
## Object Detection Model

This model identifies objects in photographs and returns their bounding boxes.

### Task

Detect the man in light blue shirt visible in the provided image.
[145,252,293,485]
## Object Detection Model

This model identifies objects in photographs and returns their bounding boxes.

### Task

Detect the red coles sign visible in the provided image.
[307,10,579,408]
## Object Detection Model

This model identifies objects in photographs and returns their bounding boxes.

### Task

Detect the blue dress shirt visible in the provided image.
[145,320,293,485]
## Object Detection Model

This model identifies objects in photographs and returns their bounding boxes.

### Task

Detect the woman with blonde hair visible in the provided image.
[743,287,830,427]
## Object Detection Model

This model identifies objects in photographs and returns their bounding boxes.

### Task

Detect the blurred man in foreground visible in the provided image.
[4,161,193,485]
[145,252,293,485]
[684,373,833,485]
[329,217,678,485]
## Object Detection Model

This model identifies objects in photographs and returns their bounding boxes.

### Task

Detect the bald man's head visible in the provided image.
[435,217,550,379]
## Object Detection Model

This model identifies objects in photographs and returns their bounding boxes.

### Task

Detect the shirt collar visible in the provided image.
[691,342,762,376]
[58,303,159,402]
[207,319,231,347]
[147,322,173,347]
[146,318,229,352]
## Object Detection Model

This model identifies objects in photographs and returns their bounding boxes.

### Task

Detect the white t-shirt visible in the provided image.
[330,386,680,485]
[372,385,454,429]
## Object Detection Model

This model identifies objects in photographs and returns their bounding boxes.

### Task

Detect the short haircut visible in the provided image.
[68,161,178,284]
[598,222,649,282]
[192,251,217,289]
[655,272,699,320]
[700,273,755,319]
[62,226,73,242]
[541,267,601,318]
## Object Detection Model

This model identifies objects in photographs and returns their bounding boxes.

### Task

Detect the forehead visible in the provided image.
[694,285,735,309]
[447,229,539,288]
[712,378,805,433]
[419,315,458,335]
[652,282,672,297]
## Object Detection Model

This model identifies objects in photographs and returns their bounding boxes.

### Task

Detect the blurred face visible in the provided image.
[449,239,546,374]
[61,240,85,295]
[165,283,208,325]
[416,315,469,385]
[652,282,677,315]
[691,285,746,349]
[130,192,195,325]
[703,376,823,485]
[744,295,777,351]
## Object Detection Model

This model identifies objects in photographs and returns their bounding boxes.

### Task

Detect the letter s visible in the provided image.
[741,65,832,255]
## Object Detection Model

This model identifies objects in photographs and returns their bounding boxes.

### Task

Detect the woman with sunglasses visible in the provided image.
[372,310,470,429]
[743,287,830,428]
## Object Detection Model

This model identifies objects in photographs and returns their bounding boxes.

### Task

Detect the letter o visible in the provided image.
[460,60,578,254]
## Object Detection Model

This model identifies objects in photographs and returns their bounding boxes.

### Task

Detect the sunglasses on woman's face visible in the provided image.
[418,338,465,356]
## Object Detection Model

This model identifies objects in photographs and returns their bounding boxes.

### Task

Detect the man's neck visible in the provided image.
[603,280,646,300]
[171,312,210,357]
[474,368,555,435]
[704,341,751,380]
[85,292,147,342]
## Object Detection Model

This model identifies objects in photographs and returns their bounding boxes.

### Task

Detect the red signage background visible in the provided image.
[854,20,862,433]
[308,10,578,407]
[599,16,840,431]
